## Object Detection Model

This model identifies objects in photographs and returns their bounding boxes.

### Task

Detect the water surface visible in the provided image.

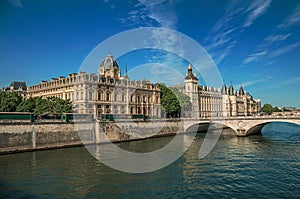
[0,122,300,198]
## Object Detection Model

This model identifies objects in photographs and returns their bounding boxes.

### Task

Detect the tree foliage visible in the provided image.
[0,92,72,116]
[262,103,273,115]
[158,83,190,118]
[273,107,281,112]
[0,92,22,112]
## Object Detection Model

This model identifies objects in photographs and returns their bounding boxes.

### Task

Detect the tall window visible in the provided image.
[137,96,140,102]
[114,94,117,101]
[89,92,92,100]
[98,92,101,101]
[122,94,125,102]
[106,92,110,101]
[130,95,134,102]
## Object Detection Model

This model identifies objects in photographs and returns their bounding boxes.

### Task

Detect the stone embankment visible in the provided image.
[0,120,183,154]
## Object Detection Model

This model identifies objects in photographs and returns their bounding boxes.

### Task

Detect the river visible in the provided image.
[1,122,300,198]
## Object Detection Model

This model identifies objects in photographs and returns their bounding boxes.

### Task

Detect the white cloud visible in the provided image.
[121,0,178,29]
[264,33,292,43]
[243,51,267,64]
[269,42,300,58]
[243,0,272,27]
[277,3,300,29]
[204,0,272,65]
[234,76,273,88]
[281,76,300,84]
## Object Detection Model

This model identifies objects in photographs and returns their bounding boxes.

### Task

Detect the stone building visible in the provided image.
[2,81,27,97]
[26,55,260,119]
[174,65,261,118]
[27,54,161,118]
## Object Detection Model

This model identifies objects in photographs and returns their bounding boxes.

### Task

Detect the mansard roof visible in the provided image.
[9,81,27,90]
[99,54,119,69]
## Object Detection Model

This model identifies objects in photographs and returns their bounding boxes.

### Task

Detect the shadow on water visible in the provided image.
[261,122,300,142]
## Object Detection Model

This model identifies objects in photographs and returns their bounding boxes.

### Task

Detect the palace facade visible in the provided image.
[174,65,261,117]
[26,54,260,118]
[27,55,162,118]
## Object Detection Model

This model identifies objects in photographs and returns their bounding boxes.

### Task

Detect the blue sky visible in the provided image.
[1,0,300,108]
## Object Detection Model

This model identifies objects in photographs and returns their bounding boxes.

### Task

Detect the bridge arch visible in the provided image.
[185,121,237,135]
[246,120,300,136]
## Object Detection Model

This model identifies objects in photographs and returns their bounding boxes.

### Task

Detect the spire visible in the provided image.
[228,82,234,96]
[125,64,128,77]
[239,86,245,96]
[221,83,227,94]
[185,64,198,80]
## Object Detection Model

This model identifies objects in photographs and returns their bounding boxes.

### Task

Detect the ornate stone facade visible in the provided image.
[26,55,260,119]
[175,65,261,118]
[27,55,161,118]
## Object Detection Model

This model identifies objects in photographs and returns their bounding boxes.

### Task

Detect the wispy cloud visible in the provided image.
[9,0,22,8]
[204,0,272,64]
[120,0,178,29]
[243,51,267,64]
[277,3,300,29]
[118,0,190,78]
[269,42,300,58]
[234,75,273,88]
[101,0,116,10]
[264,33,292,43]
[281,76,300,84]
[243,0,272,27]
[242,3,300,66]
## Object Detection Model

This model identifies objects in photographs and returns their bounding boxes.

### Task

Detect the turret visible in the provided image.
[184,64,199,118]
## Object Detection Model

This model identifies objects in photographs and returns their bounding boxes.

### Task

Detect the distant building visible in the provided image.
[26,54,261,119]
[172,65,261,117]
[27,54,162,118]
[2,81,27,97]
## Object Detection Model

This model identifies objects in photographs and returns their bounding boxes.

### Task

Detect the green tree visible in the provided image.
[16,97,37,112]
[0,92,22,112]
[262,103,273,115]
[273,107,281,112]
[33,97,50,115]
[0,91,7,111]
[47,97,72,115]
[158,83,190,118]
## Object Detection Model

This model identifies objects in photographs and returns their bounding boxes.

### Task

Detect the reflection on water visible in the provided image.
[0,122,300,198]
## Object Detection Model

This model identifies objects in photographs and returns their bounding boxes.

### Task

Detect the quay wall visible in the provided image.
[0,120,182,154]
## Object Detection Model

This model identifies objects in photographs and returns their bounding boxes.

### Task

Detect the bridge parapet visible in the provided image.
[180,116,300,137]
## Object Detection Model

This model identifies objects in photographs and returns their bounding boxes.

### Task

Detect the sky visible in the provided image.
[0,0,300,108]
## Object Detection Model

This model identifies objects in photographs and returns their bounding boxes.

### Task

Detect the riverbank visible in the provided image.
[0,121,181,155]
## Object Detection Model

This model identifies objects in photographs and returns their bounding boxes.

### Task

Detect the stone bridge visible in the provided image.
[182,116,300,136]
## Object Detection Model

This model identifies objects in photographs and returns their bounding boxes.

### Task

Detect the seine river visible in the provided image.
[1,122,300,198]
